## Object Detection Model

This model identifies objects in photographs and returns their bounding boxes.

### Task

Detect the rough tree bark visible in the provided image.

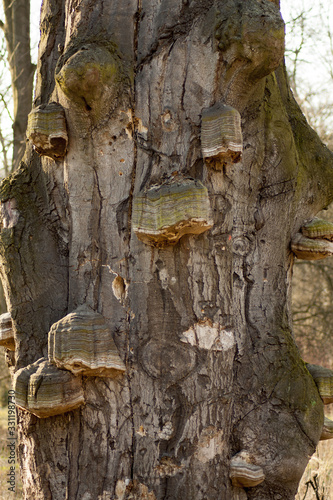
[0,0,333,499]
[1,0,34,170]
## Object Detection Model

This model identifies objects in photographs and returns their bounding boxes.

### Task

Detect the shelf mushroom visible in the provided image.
[201,103,242,168]
[229,450,265,488]
[48,305,125,377]
[132,178,213,247]
[291,218,333,260]
[0,312,14,350]
[14,358,85,418]
[306,363,333,404]
[27,102,68,159]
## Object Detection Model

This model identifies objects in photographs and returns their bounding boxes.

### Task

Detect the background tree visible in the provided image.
[0,1,333,499]
[292,207,333,369]
[0,0,34,172]
[0,34,14,177]
[282,0,333,150]
[0,0,35,411]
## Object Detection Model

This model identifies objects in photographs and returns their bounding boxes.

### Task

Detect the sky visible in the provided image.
[280,0,333,140]
[28,0,333,97]
[25,1,333,91]
[30,1,42,63]
[281,0,333,89]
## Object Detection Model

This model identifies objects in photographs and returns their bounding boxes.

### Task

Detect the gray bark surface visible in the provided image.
[0,1,333,499]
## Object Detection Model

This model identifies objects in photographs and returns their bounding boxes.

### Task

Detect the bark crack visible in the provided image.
[126,0,143,483]
[127,1,141,248]
[91,165,103,311]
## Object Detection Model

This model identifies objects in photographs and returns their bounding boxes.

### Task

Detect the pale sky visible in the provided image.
[29,0,333,92]
[30,0,42,63]
[281,0,333,90]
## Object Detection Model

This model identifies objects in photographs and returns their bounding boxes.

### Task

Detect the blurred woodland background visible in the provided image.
[282,3,333,497]
[0,0,333,498]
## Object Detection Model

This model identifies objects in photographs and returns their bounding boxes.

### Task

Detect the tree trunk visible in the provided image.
[1,1,333,499]
[2,0,34,170]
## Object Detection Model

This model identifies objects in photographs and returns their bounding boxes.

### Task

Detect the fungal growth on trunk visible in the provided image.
[201,103,242,168]
[301,217,333,239]
[14,358,85,418]
[291,233,333,260]
[292,218,333,260]
[27,102,68,159]
[321,416,333,440]
[306,363,333,404]
[229,451,265,488]
[48,305,126,377]
[0,312,14,350]
[132,178,213,247]
[1,0,332,497]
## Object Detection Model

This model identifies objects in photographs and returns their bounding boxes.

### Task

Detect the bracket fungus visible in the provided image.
[320,416,333,440]
[132,178,213,247]
[201,103,242,168]
[0,312,14,350]
[306,363,333,404]
[229,450,265,488]
[14,358,85,418]
[48,305,125,377]
[27,102,68,159]
[291,218,333,260]
[301,217,333,240]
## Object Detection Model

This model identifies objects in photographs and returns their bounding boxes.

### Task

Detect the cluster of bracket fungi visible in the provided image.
[20,41,245,435]
[1,303,332,480]
[0,306,125,418]
[132,178,214,247]
[26,99,243,249]
[132,103,243,247]
[228,220,333,488]
[291,217,333,260]
[14,38,333,487]
[289,218,333,472]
